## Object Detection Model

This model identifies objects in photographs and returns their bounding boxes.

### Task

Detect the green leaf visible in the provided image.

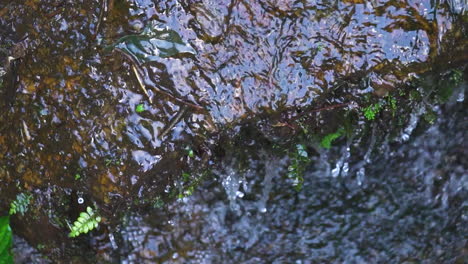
[9,192,32,216]
[321,128,344,149]
[135,104,145,113]
[363,103,382,120]
[79,212,89,219]
[109,21,196,64]
[296,144,308,158]
[0,216,13,264]
[69,207,101,238]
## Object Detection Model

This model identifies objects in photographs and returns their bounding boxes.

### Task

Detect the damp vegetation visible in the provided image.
[321,128,344,149]
[287,144,309,191]
[0,216,13,264]
[68,207,102,238]
[9,193,32,216]
[363,103,382,120]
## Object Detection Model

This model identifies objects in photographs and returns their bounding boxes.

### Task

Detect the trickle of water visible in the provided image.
[219,162,243,211]
[401,105,425,142]
[456,87,465,102]
[356,167,365,186]
[331,165,341,178]
[331,145,351,178]
[258,156,285,213]
[448,0,467,13]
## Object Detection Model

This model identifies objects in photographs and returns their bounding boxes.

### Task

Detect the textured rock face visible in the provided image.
[0,0,466,261]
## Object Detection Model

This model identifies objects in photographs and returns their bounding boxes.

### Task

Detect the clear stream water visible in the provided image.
[115,89,467,263]
[0,0,467,263]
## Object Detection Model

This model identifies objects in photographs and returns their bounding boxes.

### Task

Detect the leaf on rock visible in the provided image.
[0,216,13,264]
[110,21,196,64]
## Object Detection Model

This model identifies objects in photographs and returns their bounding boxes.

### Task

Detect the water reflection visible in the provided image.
[0,0,466,262]
[119,98,467,263]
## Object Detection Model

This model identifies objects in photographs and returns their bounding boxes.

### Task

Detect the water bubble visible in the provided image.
[357,167,365,186]
[456,90,464,102]
[401,133,410,141]
[331,166,340,177]
[236,191,244,198]
[342,162,349,175]
[77,197,84,204]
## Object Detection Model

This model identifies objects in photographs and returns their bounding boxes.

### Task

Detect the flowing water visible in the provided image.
[114,88,467,263]
[0,0,467,263]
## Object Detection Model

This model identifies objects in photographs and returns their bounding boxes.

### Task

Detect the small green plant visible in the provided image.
[9,192,32,216]
[363,103,382,120]
[74,173,81,180]
[387,96,397,110]
[316,42,324,52]
[36,244,45,250]
[135,103,145,113]
[104,157,122,167]
[151,196,164,209]
[178,185,195,199]
[449,69,463,86]
[178,172,195,199]
[287,144,309,191]
[423,110,437,124]
[0,216,13,264]
[321,128,344,149]
[185,146,194,158]
[68,207,101,238]
[437,69,463,103]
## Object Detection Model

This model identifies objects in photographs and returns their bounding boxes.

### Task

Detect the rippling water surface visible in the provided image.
[0,0,466,262]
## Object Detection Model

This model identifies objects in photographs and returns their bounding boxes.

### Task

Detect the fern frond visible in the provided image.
[69,206,102,238]
[9,193,32,216]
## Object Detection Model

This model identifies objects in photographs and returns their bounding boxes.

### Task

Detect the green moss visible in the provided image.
[437,69,463,103]
[449,69,463,86]
[388,96,397,110]
[135,103,145,113]
[321,128,344,149]
[423,110,437,124]
[151,196,164,209]
[363,103,382,120]
[287,144,309,191]
[409,90,422,101]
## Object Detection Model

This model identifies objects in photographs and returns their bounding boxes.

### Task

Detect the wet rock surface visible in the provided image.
[0,0,467,262]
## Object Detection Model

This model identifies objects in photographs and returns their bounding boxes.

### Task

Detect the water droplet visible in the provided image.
[357,167,365,186]
[331,166,340,177]
[456,90,464,102]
